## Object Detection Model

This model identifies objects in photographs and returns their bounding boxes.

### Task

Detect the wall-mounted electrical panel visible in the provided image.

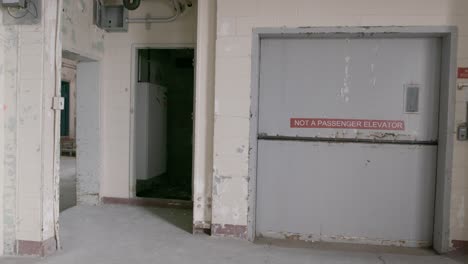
[94,0,128,32]
[1,0,26,8]
[458,124,467,141]
[1,0,40,25]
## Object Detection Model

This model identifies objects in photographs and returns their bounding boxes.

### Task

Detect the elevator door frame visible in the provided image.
[247,26,458,254]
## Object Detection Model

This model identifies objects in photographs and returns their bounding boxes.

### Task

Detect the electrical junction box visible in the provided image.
[1,0,26,8]
[458,124,467,141]
[94,0,128,32]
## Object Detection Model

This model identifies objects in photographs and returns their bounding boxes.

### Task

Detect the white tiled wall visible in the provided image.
[212,0,468,242]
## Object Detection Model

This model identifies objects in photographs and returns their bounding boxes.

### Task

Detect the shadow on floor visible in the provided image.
[143,206,193,234]
[447,250,468,264]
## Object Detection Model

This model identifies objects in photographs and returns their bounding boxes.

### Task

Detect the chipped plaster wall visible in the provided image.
[212,0,468,243]
[0,0,60,254]
[100,0,197,198]
[62,0,105,60]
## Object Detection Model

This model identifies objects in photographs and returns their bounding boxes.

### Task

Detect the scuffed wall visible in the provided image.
[62,0,105,60]
[100,0,197,198]
[212,0,468,244]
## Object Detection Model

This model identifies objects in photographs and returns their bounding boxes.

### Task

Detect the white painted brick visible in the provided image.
[216,37,251,58]
[296,0,374,16]
[213,115,250,140]
[212,176,248,225]
[454,101,467,123]
[19,53,43,80]
[448,0,468,16]
[452,167,467,191]
[217,17,237,37]
[217,0,258,17]
[19,31,42,45]
[449,16,468,36]
[459,37,468,59]
[213,152,249,178]
[236,16,285,36]
[214,0,468,239]
[296,0,449,16]
[214,58,251,117]
[360,15,451,27]
[276,16,362,28]
[16,199,41,241]
[214,135,249,157]
[453,143,468,169]
[257,0,299,18]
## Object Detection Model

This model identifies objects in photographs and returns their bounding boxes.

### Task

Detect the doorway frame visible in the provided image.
[247,26,458,253]
[129,43,196,199]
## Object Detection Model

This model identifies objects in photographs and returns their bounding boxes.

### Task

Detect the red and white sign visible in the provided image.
[458,67,468,79]
[290,118,405,131]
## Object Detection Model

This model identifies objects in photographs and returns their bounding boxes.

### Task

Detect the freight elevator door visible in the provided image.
[256,37,442,247]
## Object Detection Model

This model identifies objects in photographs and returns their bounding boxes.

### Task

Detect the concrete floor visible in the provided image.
[1,204,464,264]
[59,156,76,212]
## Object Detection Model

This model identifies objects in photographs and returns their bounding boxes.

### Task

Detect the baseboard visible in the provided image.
[452,240,468,253]
[101,196,192,209]
[212,224,247,239]
[193,221,211,235]
[17,237,57,256]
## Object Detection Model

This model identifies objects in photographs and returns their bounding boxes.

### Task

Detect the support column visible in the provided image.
[1,0,61,256]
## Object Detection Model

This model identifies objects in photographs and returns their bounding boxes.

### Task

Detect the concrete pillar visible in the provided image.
[1,1,61,256]
[193,0,216,232]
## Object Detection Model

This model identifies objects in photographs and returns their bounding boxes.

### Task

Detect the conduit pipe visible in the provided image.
[123,0,141,10]
[126,0,182,23]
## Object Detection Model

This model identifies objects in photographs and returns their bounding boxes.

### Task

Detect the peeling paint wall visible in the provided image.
[100,0,197,198]
[212,0,468,243]
[0,0,60,255]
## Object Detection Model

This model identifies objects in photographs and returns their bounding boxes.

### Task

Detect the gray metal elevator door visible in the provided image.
[256,37,441,247]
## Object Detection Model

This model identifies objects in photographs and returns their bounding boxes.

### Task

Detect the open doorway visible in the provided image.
[134,48,195,201]
[60,59,78,212]
[59,57,101,212]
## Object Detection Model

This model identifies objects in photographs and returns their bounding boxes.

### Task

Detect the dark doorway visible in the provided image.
[135,48,194,201]
[61,81,70,137]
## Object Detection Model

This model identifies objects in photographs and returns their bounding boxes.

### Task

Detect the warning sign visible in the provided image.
[459,68,468,79]
[290,118,405,131]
